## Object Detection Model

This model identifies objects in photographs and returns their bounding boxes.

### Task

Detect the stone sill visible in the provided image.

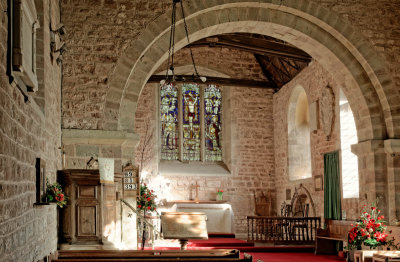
[33,202,57,209]
[159,161,230,176]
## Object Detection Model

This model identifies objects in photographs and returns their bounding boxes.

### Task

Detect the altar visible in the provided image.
[169,201,233,233]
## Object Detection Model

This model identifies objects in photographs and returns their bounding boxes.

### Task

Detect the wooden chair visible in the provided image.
[254,191,272,216]
[280,203,293,217]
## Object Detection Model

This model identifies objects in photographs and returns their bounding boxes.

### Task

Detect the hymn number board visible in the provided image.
[123,165,139,197]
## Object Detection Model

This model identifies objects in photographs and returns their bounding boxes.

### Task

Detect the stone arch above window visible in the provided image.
[288,86,312,181]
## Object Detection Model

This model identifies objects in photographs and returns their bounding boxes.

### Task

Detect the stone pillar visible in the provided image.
[384,139,400,224]
[351,140,389,220]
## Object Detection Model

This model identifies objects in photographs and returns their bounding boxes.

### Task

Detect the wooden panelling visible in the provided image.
[78,206,97,236]
[78,185,97,198]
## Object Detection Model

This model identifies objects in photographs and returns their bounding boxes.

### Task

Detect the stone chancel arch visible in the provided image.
[105,0,398,142]
[103,0,400,221]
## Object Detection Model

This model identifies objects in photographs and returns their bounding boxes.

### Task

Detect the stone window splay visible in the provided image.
[339,89,359,199]
[288,86,312,181]
[10,0,40,93]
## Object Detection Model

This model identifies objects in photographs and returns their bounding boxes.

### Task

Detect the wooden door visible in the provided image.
[75,183,102,243]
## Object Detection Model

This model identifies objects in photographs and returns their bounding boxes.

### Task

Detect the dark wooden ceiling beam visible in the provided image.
[254,54,279,92]
[148,75,275,88]
[189,35,312,62]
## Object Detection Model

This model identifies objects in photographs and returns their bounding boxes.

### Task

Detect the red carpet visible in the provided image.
[149,236,345,261]
[188,238,254,247]
[245,252,346,262]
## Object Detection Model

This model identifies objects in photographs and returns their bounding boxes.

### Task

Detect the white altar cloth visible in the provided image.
[171,202,233,233]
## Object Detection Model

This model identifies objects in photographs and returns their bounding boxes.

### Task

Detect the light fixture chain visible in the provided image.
[162,0,206,85]
[165,1,177,81]
[179,0,200,77]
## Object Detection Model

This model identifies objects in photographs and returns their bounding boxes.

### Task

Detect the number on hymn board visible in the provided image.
[124,184,137,190]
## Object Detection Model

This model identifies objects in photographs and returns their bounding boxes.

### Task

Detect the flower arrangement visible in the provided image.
[137,183,157,212]
[43,180,67,208]
[348,204,391,249]
[217,189,223,200]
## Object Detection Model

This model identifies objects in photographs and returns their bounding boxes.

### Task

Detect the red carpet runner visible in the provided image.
[150,233,345,262]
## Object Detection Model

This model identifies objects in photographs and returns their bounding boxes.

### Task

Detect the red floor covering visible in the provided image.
[188,238,254,247]
[244,252,346,262]
[148,236,345,261]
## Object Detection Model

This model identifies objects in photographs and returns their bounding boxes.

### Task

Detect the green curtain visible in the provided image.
[324,151,341,220]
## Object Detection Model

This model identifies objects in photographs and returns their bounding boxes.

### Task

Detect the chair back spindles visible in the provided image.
[246,216,321,244]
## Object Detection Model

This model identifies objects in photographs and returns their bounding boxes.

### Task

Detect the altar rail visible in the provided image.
[247,216,321,244]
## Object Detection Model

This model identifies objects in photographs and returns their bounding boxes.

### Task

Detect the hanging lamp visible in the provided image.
[160,0,206,86]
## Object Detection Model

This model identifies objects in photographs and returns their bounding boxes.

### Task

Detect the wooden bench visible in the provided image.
[372,251,400,262]
[53,249,253,262]
[315,219,353,254]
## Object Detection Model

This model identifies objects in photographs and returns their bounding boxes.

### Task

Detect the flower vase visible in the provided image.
[217,192,223,201]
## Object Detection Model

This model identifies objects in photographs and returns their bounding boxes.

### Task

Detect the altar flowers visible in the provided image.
[137,183,157,212]
[348,203,391,250]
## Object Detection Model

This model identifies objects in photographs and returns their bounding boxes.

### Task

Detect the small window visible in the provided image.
[160,83,222,162]
[9,0,40,92]
[288,86,312,180]
[339,89,359,198]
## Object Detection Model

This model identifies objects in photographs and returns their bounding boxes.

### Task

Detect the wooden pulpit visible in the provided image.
[58,169,122,245]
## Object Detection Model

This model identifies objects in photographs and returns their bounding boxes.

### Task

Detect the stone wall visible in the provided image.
[274,61,360,220]
[316,0,400,132]
[0,0,61,261]
[61,0,172,130]
[61,0,400,136]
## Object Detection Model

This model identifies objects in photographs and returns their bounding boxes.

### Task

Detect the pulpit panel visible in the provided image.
[78,185,97,198]
[75,183,101,242]
[78,206,98,236]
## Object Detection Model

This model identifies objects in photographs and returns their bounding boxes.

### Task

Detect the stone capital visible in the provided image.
[384,139,400,154]
[351,139,385,156]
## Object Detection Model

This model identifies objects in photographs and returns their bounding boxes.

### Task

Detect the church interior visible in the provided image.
[1,0,400,261]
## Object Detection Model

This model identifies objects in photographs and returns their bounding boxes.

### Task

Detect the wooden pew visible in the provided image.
[52,249,253,262]
[315,219,353,254]
[52,259,252,262]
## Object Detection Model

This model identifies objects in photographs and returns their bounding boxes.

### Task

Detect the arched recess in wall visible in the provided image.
[288,86,312,181]
[339,89,359,199]
[104,0,397,142]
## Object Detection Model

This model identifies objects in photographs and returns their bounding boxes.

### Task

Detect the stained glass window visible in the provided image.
[204,85,222,161]
[160,84,179,160]
[182,84,201,161]
[160,83,223,163]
